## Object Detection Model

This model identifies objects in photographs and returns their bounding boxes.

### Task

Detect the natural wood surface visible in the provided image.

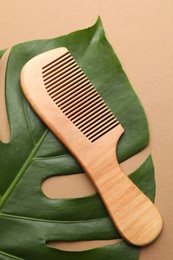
[20,47,163,246]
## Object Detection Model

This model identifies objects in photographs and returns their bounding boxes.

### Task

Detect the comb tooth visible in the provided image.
[73,102,107,124]
[44,59,77,84]
[44,64,80,87]
[43,57,75,82]
[42,51,119,143]
[51,79,89,102]
[52,79,87,101]
[42,52,70,72]
[51,78,90,100]
[43,55,73,78]
[84,116,117,136]
[71,98,105,121]
[59,84,95,110]
[70,100,106,122]
[58,82,93,108]
[88,119,119,139]
[79,109,114,131]
[62,91,99,114]
[65,95,103,119]
[82,113,115,134]
[44,64,81,88]
[90,122,119,142]
[61,91,99,116]
[46,68,84,91]
[48,74,86,96]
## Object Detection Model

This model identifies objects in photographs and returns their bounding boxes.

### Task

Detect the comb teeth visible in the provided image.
[42,51,119,142]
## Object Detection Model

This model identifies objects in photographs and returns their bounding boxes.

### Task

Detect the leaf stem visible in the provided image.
[0,130,48,209]
[0,250,23,260]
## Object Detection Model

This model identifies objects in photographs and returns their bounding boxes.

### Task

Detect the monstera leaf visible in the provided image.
[0,18,155,259]
[0,50,6,58]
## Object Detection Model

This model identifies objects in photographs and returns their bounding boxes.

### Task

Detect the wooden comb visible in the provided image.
[20,47,163,246]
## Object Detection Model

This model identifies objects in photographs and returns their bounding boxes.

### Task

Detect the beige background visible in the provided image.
[0,0,173,259]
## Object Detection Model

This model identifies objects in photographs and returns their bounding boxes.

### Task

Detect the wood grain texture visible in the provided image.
[20,47,163,246]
